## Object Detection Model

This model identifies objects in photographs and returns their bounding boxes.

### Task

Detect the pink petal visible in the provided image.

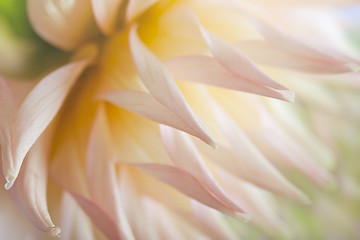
[0,77,17,186]
[118,168,155,240]
[267,101,336,170]
[160,125,245,214]
[143,197,213,240]
[165,55,293,101]
[252,17,346,65]
[321,72,360,90]
[71,193,125,240]
[212,102,308,202]
[236,40,352,73]
[0,179,45,240]
[27,0,94,50]
[214,166,284,228]
[126,0,159,22]
[60,192,95,240]
[91,0,124,35]
[189,200,239,240]
[129,26,216,147]
[86,104,115,208]
[86,105,134,239]
[197,24,292,94]
[141,197,184,240]
[8,135,61,237]
[100,90,207,140]
[252,108,333,186]
[133,163,247,219]
[5,60,89,190]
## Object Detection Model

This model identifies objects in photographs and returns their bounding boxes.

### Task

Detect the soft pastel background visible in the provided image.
[1,1,360,239]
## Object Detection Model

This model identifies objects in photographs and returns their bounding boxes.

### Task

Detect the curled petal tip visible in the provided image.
[4,181,13,190]
[48,226,62,238]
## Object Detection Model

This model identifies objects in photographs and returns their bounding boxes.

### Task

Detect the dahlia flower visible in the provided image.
[1,0,359,239]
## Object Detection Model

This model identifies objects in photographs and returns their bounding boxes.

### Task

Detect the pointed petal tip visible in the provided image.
[212,141,219,150]
[187,124,217,149]
[235,212,251,223]
[48,226,62,238]
[205,135,218,149]
[279,90,295,102]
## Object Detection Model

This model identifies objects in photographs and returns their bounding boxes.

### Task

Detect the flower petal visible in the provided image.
[189,200,242,240]
[129,26,216,147]
[71,193,125,240]
[5,60,89,190]
[197,23,292,94]
[213,166,284,229]
[28,0,94,50]
[0,178,46,240]
[86,104,115,207]
[212,102,308,202]
[86,105,134,240]
[160,125,245,214]
[268,101,336,170]
[8,134,61,237]
[100,90,206,139]
[252,16,347,65]
[165,55,293,101]
[252,107,333,186]
[141,197,185,240]
[118,168,158,240]
[133,163,248,220]
[60,192,95,240]
[91,0,124,35]
[236,40,352,73]
[0,77,17,187]
[126,0,159,22]
[50,138,89,196]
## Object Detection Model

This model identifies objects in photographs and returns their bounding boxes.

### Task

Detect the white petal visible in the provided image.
[91,0,124,35]
[160,125,245,214]
[165,55,293,101]
[71,193,125,240]
[0,77,17,187]
[86,105,134,240]
[197,23,290,92]
[100,90,207,139]
[133,163,247,220]
[28,0,94,50]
